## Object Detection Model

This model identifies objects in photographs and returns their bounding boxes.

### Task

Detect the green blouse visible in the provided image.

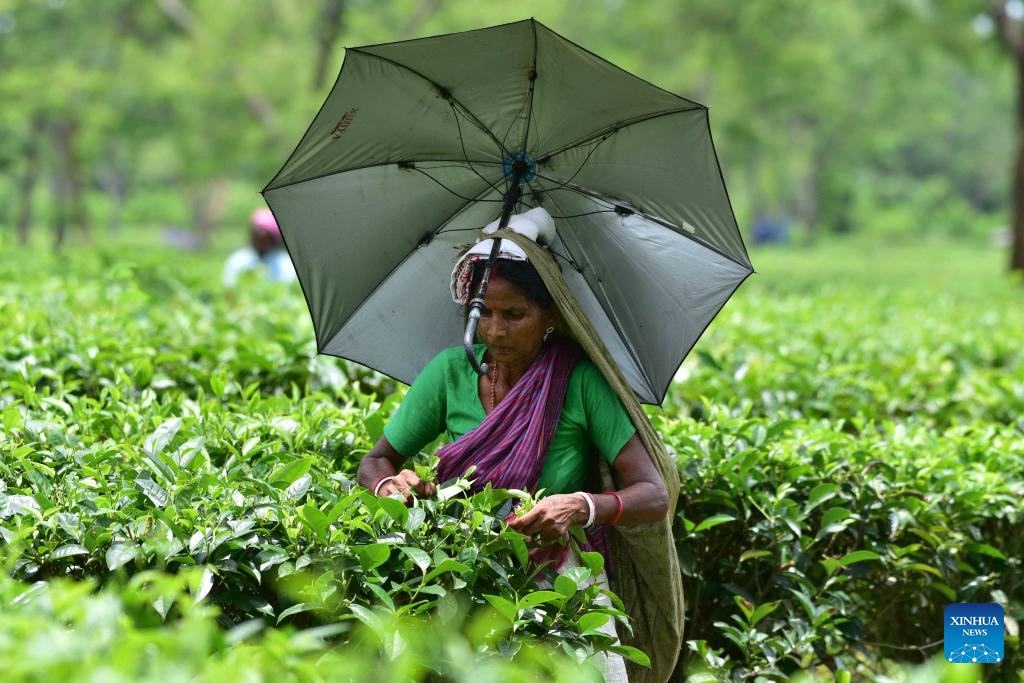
[383,344,637,495]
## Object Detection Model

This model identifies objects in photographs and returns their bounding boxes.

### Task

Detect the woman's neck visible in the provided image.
[486,348,537,388]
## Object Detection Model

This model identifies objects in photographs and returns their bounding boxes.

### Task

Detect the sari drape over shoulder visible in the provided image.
[435,338,611,566]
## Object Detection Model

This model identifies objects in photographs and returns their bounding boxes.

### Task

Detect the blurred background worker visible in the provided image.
[222,208,297,288]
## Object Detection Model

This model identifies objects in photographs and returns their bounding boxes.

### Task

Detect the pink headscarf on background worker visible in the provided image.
[222,208,296,288]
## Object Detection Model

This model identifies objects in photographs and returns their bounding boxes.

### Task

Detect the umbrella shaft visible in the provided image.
[464,177,525,375]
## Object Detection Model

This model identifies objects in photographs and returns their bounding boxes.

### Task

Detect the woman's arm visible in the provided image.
[356,435,436,502]
[507,434,669,539]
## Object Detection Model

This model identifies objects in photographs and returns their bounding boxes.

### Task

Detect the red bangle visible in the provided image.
[372,475,393,495]
[607,491,623,526]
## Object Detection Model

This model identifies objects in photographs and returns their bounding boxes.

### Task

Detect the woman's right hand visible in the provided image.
[377,468,437,503]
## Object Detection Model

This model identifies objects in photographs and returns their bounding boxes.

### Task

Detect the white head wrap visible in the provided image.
[449,207,556,304]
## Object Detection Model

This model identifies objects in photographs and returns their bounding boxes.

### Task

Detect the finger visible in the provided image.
[398,470,422,488]
[509,506,539,530]
[538,524,567,541]
[411,478,434,496]
[521,512,553,536]
[422,481,437,497]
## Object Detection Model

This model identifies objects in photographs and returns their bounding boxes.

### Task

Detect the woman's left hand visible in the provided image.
[506,494,585,540]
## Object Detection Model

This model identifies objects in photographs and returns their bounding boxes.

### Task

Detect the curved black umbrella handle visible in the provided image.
[463,234,502,375]
[464,300,489,375]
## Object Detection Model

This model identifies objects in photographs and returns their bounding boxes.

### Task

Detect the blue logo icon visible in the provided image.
[944,603,1004,664]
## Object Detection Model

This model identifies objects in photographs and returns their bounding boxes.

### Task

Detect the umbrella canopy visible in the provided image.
[263,18,753,405]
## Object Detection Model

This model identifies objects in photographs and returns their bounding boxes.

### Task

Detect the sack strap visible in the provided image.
[489,229,686,683]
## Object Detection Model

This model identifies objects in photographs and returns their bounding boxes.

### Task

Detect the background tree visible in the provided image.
[0,0,1014,255]
[987,0,1024,270]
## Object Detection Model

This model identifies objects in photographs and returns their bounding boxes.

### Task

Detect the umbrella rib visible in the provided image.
[656,268,755,405]
[534,171,751,271]
[550,133,614,188]
[319,177,503,351]
[448,100,505,195]
[348,48,510,158]
[263,159,503,194]
[518,18,539,154]
[543,191,657,398]
[705,109,755,271]
[537,106,700,164]
[409,166,506,202]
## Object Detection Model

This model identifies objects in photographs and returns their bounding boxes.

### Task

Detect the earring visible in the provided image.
[543,326,555,342]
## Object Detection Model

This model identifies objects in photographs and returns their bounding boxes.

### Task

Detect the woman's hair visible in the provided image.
[468,258,554,310]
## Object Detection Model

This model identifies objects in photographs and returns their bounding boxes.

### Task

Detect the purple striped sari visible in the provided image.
[435,338,610,569]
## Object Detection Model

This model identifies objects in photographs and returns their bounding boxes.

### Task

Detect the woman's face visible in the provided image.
[476,276,559,369]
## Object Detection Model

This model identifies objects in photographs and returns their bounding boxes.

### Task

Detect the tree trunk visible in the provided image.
[97,148,129,233]
[190,178,231,249]
[1012,53,1024,271]
[398,0,441,39]
[798,148,825,246]
[16,113,45,246]
[312,0,345,91]
[51,174,68,251]
[55,116,92,243]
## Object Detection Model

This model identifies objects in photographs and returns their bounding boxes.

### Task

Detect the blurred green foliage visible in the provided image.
[0,0,1014,246]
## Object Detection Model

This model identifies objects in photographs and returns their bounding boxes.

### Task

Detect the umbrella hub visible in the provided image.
[502,151,537,184]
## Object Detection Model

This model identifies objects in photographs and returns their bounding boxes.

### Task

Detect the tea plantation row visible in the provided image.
[0,241,1021,681]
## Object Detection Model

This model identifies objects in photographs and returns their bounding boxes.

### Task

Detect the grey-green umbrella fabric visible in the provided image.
[263,18,753,405]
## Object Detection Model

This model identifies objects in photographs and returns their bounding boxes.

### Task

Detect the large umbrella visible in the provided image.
[262,18,753,406]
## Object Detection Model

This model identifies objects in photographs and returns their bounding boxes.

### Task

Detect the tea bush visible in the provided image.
[1,240,1022,681]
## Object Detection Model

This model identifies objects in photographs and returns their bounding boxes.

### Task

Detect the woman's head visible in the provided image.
[469,258,560,367]
[469,259,553,310]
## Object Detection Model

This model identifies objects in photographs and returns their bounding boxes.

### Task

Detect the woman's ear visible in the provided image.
[546,308,562,330]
